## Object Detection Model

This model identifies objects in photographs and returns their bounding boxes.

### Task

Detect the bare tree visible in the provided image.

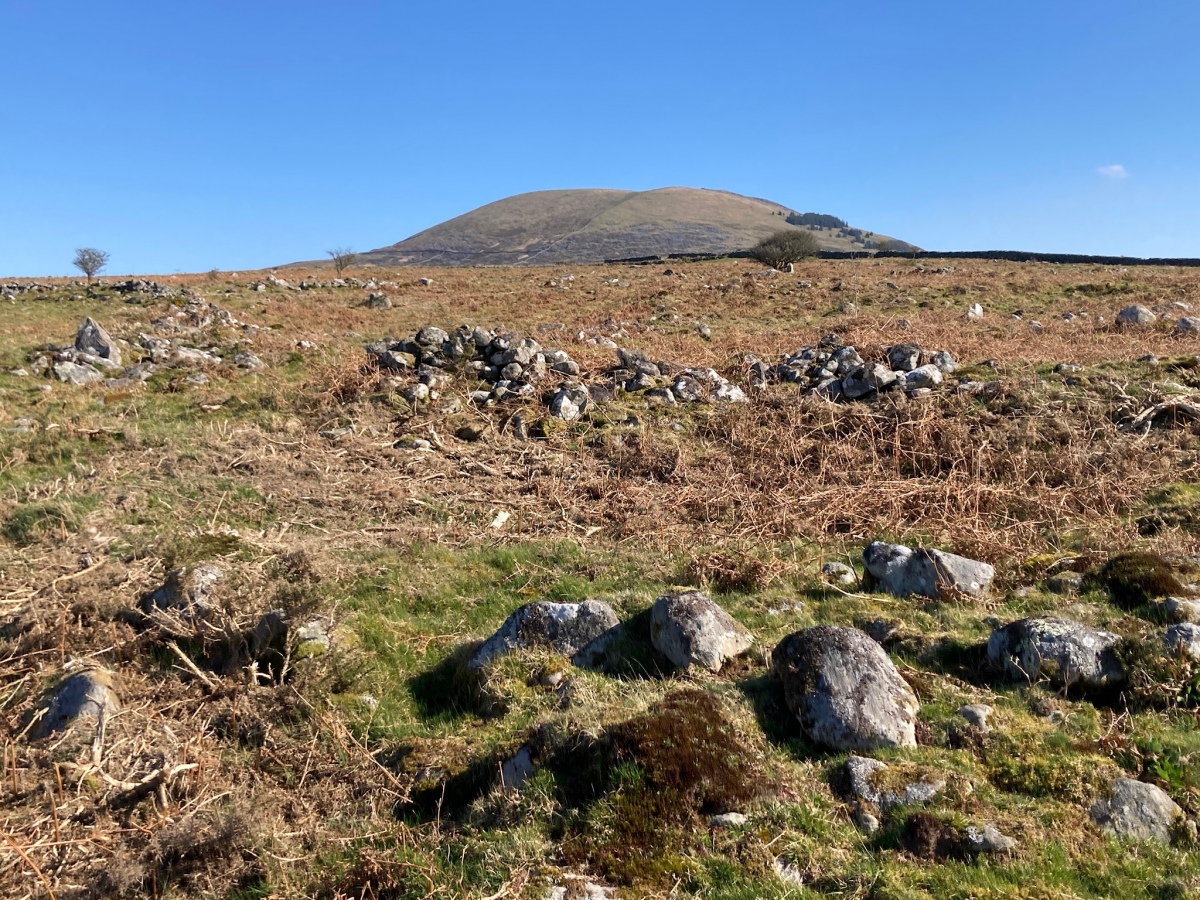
[73,247,110,286]
[749,230,820,270]
[327,247,357,275]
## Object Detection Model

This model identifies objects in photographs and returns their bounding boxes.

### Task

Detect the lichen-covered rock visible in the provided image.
[1090,778,1182,843]
[771,626,919,750]
[650,590,752,673]
[987,616,1124,688]
[1165,623,1200,660]
[469,600,619,670]
[549,383,589,422]
[1162,596,1200,623]
[27,669,120,739]
[54,360,103,385]
[140,563,223,620]
[844,756,946,809]
[863,541,994,599]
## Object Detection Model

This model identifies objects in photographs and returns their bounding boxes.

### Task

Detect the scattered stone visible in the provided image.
[903,365,943,391]
[140,563,223,622]
[1116,305,1157,327]
[550,383,589,422]
[419,277,433,286]
[987,616,1125,689]
[1046,571,1084,594]
[1162,596,1200,623]
[75,317,121,365]
[967,303,984,321]
[53,361,103,385]
[233,351,265,370]
[650,590,752,673]
[957,704,994,732]
[366,292,391,309]
[886,344,922,372]
[772,626,919,750]
[1176,317,1200,334]
[500,744,535,791]
[932,350,958,373]
[821,561,857,587]
[965,824,1017,854]
[27,668,120,740]
[710,812,748,828]
[844,755,946,809]
[1090,778,1183,843]
[1164,623,1200,660]
[853,805,881,834]
[469,600,620,670]
[862,541,994,599]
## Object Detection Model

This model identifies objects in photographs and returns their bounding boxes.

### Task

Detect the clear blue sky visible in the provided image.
[3,1,1198,276]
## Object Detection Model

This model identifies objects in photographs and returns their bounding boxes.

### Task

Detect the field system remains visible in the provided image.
[2,257,1200,898]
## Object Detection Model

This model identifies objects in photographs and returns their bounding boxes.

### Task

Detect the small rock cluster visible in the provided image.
[35,303,263,387]
[766,339,957,401]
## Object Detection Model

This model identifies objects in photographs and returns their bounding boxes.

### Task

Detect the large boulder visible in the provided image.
[469,600,619,670]
[862,542,994,599]
[1115,305,1156,327]
[650,590,752,673]
[987,616,1125,688]
[771,626,919,750]
[1090,778,1183,843]
[75,317,121,365]
[27,669,120,740]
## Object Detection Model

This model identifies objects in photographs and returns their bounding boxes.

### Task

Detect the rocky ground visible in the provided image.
[2,258,1200,898]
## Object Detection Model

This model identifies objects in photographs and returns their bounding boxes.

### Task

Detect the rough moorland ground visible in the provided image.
[2,257,1200,899]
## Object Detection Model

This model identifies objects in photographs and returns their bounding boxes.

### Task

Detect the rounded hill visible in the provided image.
[352,187,912,266]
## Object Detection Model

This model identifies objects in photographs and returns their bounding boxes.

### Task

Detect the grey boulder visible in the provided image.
[549,383,589,422]
[863,541,994,599]
[27,668,120,740]
[140,563,223,622]
[772,626,919,750]
[54,361,103,385]
[650,590,752,673]
[75,317,121,365]
[469,600,619,670]
[1090,778,1183,843]
[987,616,1124,688]
[1116,305,1156,327]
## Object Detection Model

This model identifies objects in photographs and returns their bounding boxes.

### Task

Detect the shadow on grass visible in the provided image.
[406,641,486,723]
[735,673,820,760]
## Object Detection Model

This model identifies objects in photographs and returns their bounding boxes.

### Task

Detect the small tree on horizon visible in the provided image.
[327,247,357,275]
[73,247,110,286]
[750,229,820,270]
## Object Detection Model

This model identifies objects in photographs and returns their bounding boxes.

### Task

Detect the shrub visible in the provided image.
[749,229,820,270]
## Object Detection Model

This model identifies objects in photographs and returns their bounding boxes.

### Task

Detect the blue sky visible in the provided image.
[2,1,1198,275]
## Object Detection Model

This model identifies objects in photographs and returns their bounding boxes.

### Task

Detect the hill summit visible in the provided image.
[352,187,913,267]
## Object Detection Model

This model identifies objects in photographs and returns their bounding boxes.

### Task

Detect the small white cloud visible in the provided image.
[1097,164,1128,179]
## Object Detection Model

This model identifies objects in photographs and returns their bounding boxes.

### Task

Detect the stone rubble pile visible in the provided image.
[766,338,958,401]
[366,325,753,422]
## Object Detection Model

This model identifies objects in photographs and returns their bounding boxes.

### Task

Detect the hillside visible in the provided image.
[348,187,914,266]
